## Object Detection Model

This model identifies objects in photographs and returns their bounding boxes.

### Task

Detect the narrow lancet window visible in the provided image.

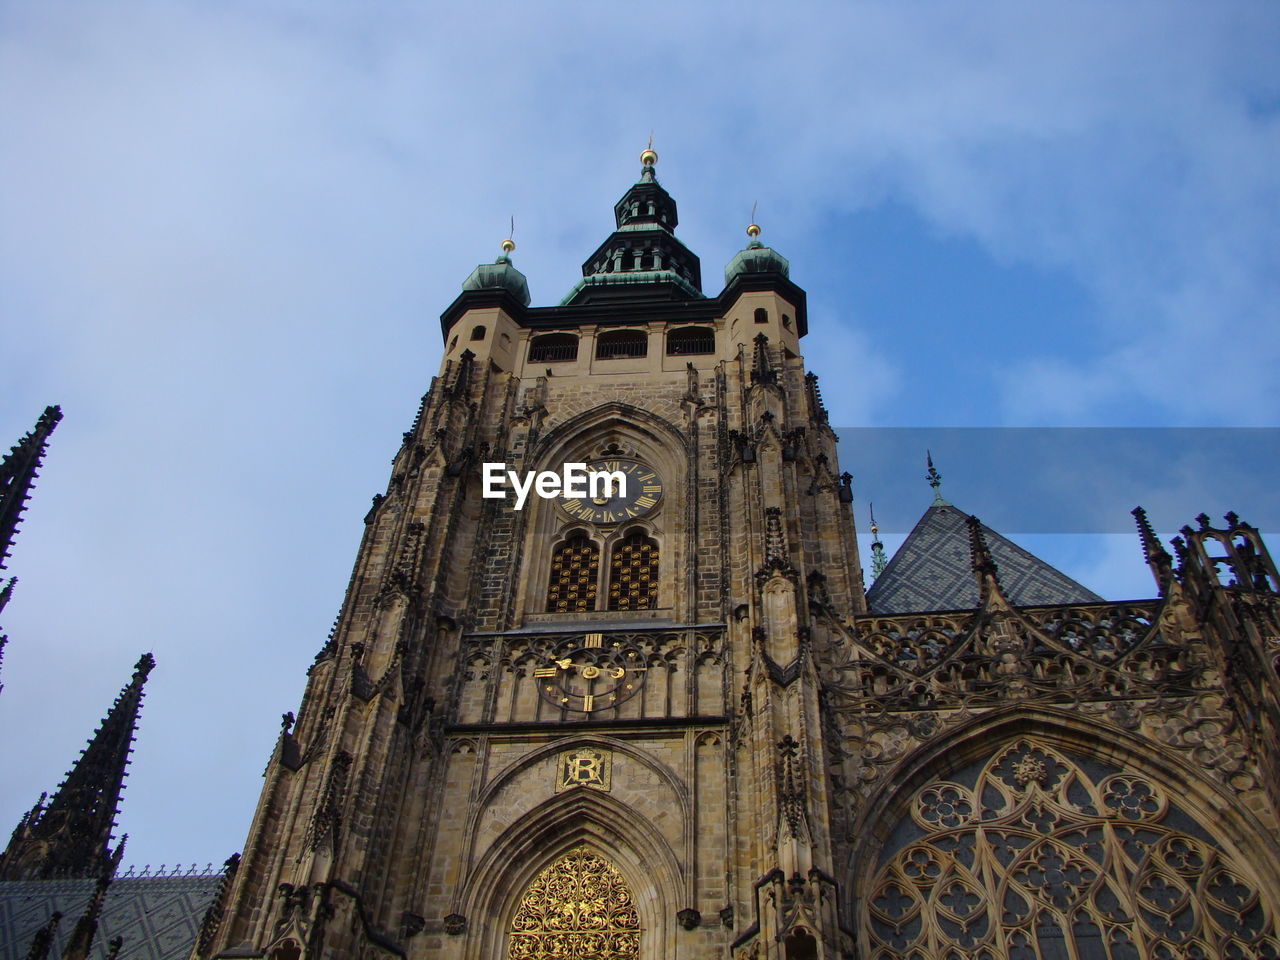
[608,530,658,611]
[546,532,599,613]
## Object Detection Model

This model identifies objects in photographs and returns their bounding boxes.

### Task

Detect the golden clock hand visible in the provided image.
[555,658,573,670]
[608,666,625,679]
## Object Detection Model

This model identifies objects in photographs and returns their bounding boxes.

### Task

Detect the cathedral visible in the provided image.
[3,151,1280,960]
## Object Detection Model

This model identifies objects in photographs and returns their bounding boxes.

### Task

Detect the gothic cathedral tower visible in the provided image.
[198,151,866,959]
[195,150,1280,960]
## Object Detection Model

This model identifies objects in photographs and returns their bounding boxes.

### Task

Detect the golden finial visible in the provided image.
[640,134,658,168]
[501,216,515,255]
[746,200,760,238]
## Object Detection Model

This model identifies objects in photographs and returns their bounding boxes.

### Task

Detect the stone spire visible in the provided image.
[869,503,887,581]
[1,405,62,572]
[926,450,949,506]
[1132,506,1173,593]
[0,654,154,880]
[966,514,1004,604]
[59,873,113,960]
[24,912,61,960]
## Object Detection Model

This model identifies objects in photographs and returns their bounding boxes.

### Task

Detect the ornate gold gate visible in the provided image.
[864,738,1280,959]
[508,846,641,960]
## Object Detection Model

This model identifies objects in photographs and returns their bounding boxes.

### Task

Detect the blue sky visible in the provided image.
[1,2,1277,871]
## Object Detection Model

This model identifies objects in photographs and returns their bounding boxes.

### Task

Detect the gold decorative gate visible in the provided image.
[508,846,641,960]
[865,738,1280,959]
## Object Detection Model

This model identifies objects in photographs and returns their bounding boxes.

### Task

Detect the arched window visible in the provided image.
[529,333,579,363]
[508,847,640,959]
[608,530,658,611]
[448,335,458,352]
[666,325,716,356]
[863,737,1280,959]
[754,307,769,324]
[596,329,648,360]
[470,324,486,341]
[546,532,599,613]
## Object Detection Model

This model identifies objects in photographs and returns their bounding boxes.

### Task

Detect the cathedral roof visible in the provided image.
[865,502,1103,614]
[0,873,223,960]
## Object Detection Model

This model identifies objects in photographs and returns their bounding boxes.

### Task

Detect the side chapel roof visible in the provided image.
[866,502,1103,614]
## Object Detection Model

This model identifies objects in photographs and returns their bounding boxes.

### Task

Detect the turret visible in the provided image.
[440,237,529,373]
[0,654,154,880]
[721,220,805,361]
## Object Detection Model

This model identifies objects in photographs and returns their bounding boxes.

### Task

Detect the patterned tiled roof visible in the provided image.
[0,874,221,960]
[866,503,1103,614]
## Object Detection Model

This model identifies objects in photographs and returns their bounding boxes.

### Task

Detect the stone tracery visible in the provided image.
[864,738,1280,959]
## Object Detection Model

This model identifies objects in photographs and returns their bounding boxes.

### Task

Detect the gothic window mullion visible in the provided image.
[1097,820,1146,954]
[595,536,610,612]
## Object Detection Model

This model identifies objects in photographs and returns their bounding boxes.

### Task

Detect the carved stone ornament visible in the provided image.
[676,907,701,930]
[399,912,425,939]
[442,912,466,935]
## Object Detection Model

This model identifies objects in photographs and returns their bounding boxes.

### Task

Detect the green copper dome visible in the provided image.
[462,249,531,306]
[724,236,790,285]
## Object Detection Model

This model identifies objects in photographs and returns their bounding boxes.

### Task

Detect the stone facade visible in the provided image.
[196,160,1280,960]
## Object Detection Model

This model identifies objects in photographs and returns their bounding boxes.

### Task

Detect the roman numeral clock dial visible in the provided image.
[535,634,648,713]
[558,458,663,524]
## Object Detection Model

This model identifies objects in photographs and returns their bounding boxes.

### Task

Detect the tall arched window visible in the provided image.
[546,532,599,613]
[863,737,1280,959]
[508,847,640,960]
[608,530,658,611]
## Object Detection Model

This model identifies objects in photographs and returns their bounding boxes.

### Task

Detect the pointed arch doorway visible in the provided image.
[507,845,641,960]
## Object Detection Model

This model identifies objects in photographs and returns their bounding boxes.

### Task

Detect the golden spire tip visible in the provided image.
[640,135,657,167]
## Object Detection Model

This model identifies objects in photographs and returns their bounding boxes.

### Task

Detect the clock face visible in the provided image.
[534,635,647,713]
[558,458,663,525]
